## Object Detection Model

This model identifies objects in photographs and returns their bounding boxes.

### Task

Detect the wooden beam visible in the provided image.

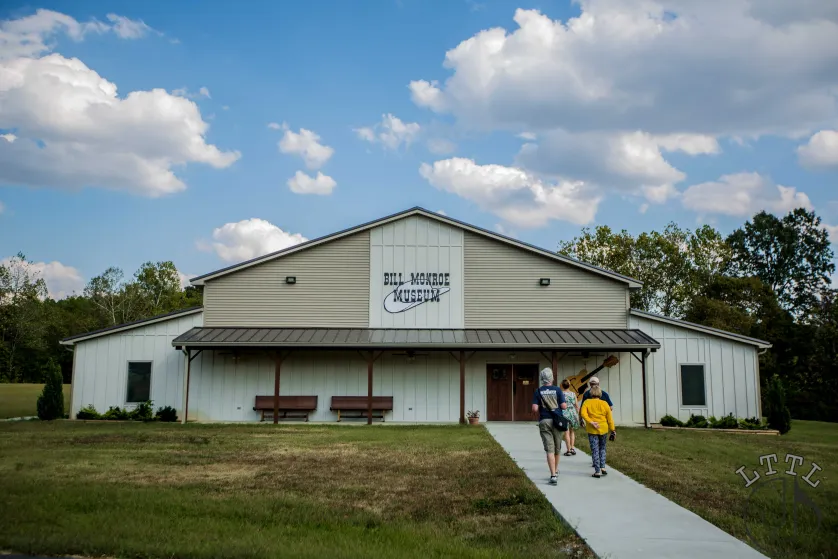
[552,350,558,383]
[181,349,190,425]
[641,351,649,429]
[273,352,281,425]
[459,350,466,424]
[367,353,374,425]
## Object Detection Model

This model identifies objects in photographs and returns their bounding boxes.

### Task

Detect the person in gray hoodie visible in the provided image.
[531,367,567,485]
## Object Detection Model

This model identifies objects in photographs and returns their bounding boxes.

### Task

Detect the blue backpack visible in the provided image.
[539,390,569,431]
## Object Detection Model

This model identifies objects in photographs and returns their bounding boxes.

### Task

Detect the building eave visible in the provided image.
[630,309,772,349]
[60,307,204,346]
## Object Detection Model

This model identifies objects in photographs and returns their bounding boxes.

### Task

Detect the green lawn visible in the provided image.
[0,383,72,419]
[0,422,592,559]
[575,420,837,559]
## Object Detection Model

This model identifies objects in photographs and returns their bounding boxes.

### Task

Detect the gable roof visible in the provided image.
[191,207,643,288]
[630,309,772,349]
[60,306,203,346]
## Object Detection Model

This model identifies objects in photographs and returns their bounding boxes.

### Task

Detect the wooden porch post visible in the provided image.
[459,350,465,424]
[181,349,190,425]
[273,352,281,425]
[641,350,649,428]
[551,350,558,382]
[367,354,374,425]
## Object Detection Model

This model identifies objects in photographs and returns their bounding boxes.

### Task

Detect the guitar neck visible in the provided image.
[579,363,605,385]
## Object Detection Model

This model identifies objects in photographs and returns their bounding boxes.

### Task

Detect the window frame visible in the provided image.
[678,363,707,408]
[125,360,153,405]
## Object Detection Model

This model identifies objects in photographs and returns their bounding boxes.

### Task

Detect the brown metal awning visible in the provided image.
[173,327,660,351]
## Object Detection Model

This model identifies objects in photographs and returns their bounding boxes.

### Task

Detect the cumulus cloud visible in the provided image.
[177,271,195,289]
[287,171,337,195]
[1,256,85,299]
[797,130,838,169]
[0,11,238,197]
[267,122,286,130]
[419,157,600,227]
[355,114,421,151]
[682,172,812,217]
[427,138,457,155]
[278,128,334,169]
[409,3,838,137]
[198,218,308,263]
[172,86,211,100]
[104,13,154,39]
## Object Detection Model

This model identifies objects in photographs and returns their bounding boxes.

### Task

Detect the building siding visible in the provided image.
[203,231,370,327]
[463,232,629,329]
[630,314,761,422]
[70,311,204,418]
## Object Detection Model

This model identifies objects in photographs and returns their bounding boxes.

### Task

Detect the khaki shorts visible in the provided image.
[539,419,562,454]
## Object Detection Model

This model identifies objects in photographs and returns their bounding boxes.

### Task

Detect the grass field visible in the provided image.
[0,383,72,419]
[0,422,591,559]
[574,420,837,559]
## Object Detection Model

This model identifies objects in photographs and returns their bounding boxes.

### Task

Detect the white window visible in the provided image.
[126,361,152,403]
[680,364,706,407]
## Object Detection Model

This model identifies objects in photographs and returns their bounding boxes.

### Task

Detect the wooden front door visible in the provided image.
[486,364,512,421]
[513,364,539,421]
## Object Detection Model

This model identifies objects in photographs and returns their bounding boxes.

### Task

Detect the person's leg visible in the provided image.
[570,428,576,451]
[539,420,557,477]
[563,429,572,455]
[599,435,608,473]
[552,424,562,472]
[588,434,601,474]
[546,453,556,475]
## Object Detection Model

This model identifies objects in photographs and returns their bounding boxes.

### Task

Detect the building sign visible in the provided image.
[383,272,451,313]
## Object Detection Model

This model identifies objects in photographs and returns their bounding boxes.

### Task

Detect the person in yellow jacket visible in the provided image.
[580,385,616,478]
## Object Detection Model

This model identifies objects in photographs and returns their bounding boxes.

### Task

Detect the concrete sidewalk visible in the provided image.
[486,422,766,559]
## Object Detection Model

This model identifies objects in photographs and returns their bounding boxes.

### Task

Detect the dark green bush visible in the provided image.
[102,406,130,420]
[155,406,178,422]
[765,376,792,435]
[739,416,768,430]
[76,405,101,420]
[36,360,64,421]
[129,401,154,422]
[685,414,708,428]
[660,414,684,427]
[709,413,739,429]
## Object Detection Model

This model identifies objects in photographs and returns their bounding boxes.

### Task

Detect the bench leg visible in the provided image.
[260,410,265,422]
[337,409,341,422]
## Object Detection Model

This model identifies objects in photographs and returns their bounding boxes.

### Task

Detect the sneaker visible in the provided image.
[549,475,558,485]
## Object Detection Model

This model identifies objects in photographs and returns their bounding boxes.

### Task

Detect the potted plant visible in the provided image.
[467,410,480,425]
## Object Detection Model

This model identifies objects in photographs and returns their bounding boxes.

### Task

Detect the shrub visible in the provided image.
[685,414,708,428]
[129,401,154,422]
[102,406,130,420]
[76,405,101,420]
[709,414,739,429]
[660,414,684,427]
[739,416,768,430]
[36,360,65,421]
[764,376,792,435]
[155,406,178,422]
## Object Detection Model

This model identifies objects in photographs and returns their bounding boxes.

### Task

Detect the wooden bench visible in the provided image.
[253,395,318,422]
[330,396,394,422]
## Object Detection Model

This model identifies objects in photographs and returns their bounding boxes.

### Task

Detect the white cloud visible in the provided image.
[654,134,720,155]
[797,130,838,169]
[0,9,153,60]
[287,171,337,195]
[409,4,838,137]
[172,86,212,100]
[427,138,457,155]
[639,203,649,214]
[267,122,286,130]
[823,224,838,244]
[198,86,210,98]
[517,132,536,141]
[1,256,84,299]
[177,271,195,289]
[278,128,334,169]
[0,12,238,197]
[198,218,308,263]
[419,157,600,227]
[682,172,812,217]
[435,209,446,215]
[355,114,421,151]
[0,134,15,143]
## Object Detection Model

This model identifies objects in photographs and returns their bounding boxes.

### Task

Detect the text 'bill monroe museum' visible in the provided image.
[61,207,770,425]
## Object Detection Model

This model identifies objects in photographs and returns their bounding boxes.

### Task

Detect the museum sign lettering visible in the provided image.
[383,272,451,313]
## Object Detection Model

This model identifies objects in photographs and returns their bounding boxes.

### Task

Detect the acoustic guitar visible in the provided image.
[564,355,619,397]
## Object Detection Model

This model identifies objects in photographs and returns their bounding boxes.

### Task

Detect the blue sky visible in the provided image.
[1,0,837,297]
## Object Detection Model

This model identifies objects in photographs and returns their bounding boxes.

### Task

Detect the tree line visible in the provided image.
[0,258,201,384]
[558,208,837,422]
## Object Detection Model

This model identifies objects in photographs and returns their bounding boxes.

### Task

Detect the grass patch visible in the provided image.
[0,422,591,558]
[0,383,71,419]
[575,420,837,559]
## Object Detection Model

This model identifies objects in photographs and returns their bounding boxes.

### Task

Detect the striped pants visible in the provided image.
[588,433,607,473]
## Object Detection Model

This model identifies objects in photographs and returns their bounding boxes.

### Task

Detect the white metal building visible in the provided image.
[61,207,771,425]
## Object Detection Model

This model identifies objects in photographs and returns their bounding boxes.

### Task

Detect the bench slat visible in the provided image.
[254,395,318,410]
[330,396,394,411]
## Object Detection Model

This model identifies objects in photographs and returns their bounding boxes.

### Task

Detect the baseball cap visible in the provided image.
[589,376,600,384]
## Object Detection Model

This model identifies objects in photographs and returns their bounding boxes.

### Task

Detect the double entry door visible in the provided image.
[486,363,539,421]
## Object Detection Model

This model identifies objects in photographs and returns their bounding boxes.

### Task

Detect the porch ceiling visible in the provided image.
[172,327,660,351]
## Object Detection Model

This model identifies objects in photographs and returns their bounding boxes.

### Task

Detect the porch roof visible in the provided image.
[172,327,660,351]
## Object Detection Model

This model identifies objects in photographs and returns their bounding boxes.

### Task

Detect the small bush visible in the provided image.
[739,416,768,430]
[102,406,130,420]
[155,406,178,422]
[709,413,739,429]
[129,401,154,422]
[765,376,792,435]
[685,414,708,428]
[76,405,101,420]
[36,360,65,421]
[660,414,684,427]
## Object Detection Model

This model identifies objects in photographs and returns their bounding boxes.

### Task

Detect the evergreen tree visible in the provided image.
[36,359,65,420]
[765,376,792,435]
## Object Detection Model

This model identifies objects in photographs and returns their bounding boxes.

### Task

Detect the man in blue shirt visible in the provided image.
[530,367,567,485]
